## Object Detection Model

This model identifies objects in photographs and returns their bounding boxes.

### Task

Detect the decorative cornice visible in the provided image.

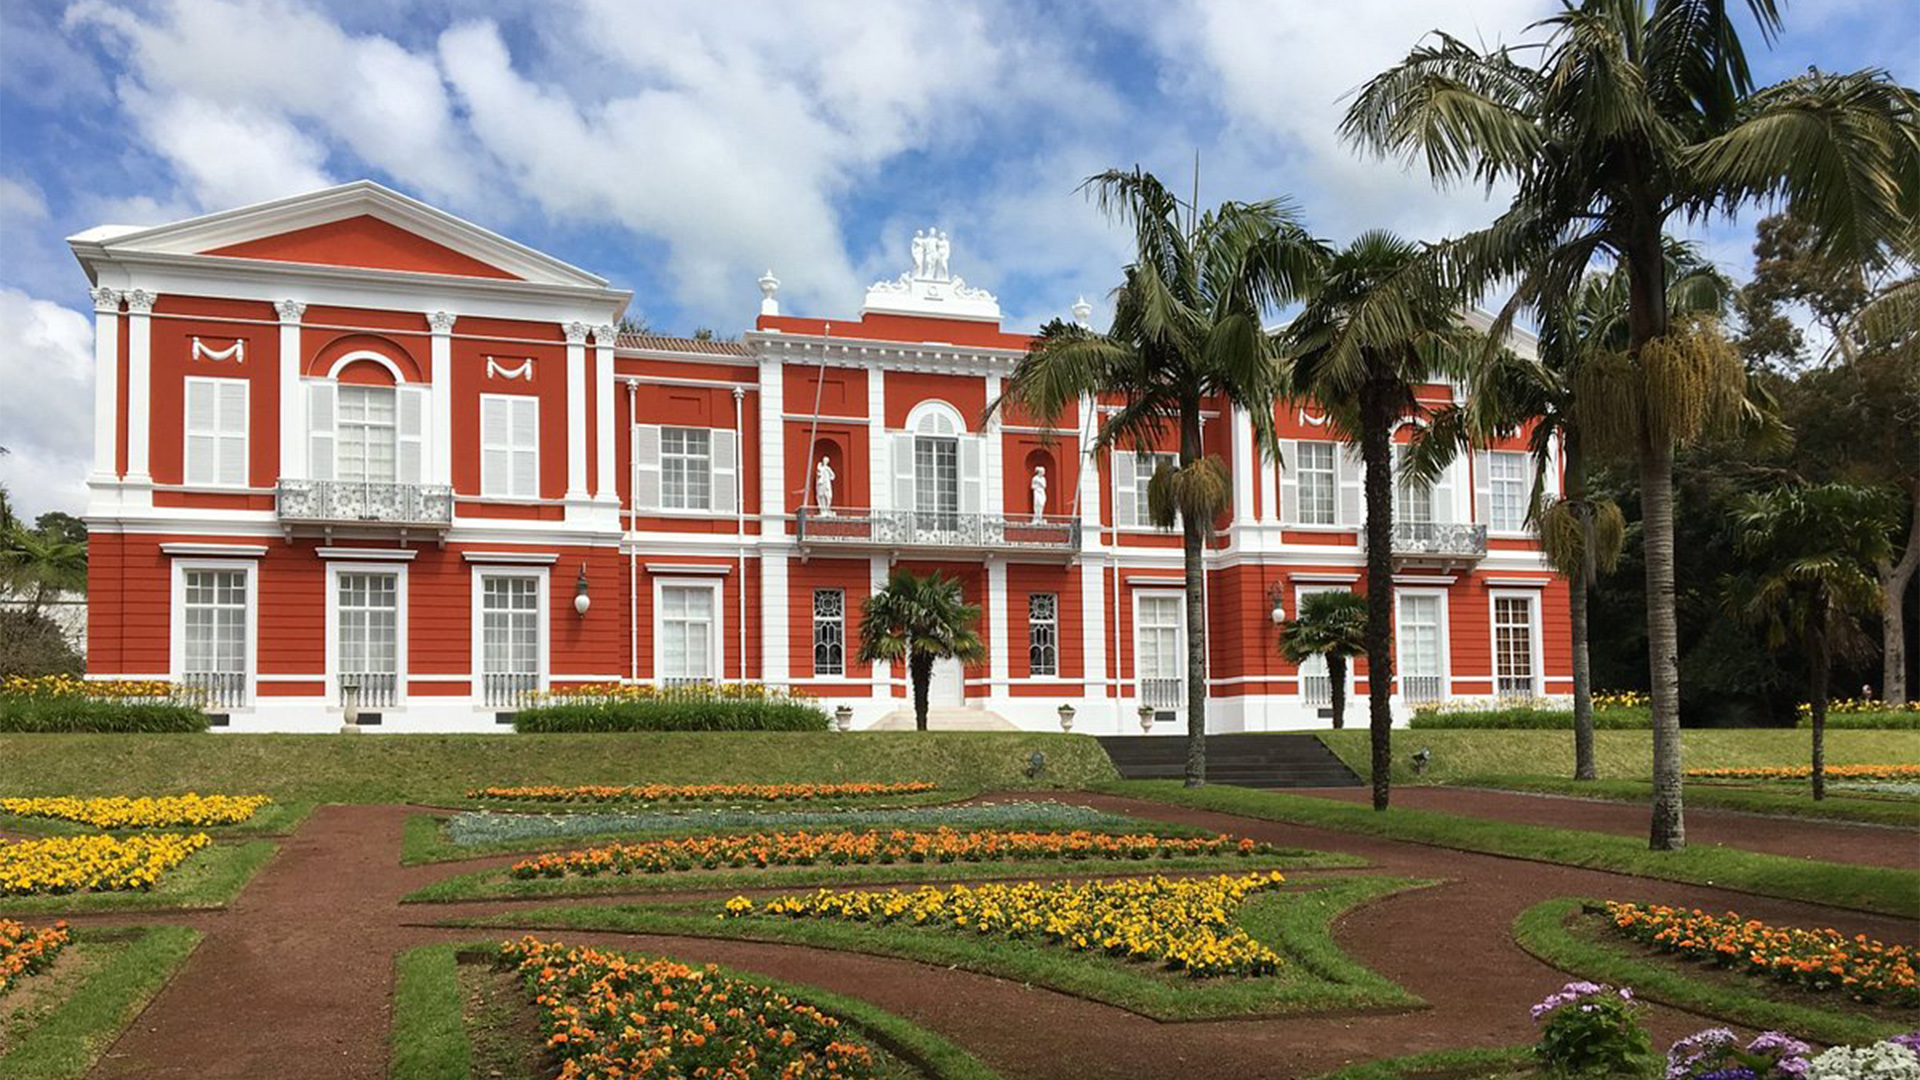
[563,321,590,345]
[275,299,306,323]
[124,289,158,315]
[90,286,121,313]
[428,310,457,334]
[591,323,618,347]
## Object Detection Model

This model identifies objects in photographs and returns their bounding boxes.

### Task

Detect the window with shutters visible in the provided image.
[480,395,539,499]
[1028,592,1058,677]
[812,589,844,676]
[1493,594,1538,699]
[1395,445,1434,524]
[1295,442,1335,524]
[183,378,249,487]
[1134,452,1178,528]
[914,435,960,522]
[658,582,719,684]
[661,427,713,510]
[1397,592,1445,704]
[1489,451,1529,532]
[336,385,398,483]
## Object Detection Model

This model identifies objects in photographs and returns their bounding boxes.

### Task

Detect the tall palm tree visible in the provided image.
[1278,589,1369,729]
[1000,168,1326,786]
[855,569,986,732]
[1413,247,1731,780]
[1282,231,1477,810]
[1728,484,1896,798]
[1853,256,1920,705]
[1345,0,1920,848]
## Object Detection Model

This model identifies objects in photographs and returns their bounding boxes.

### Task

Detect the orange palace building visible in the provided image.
[70,181,1570,732]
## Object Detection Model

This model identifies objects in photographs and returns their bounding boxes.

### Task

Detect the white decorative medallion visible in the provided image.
[486,357,534,381]
[862,227,1000,322]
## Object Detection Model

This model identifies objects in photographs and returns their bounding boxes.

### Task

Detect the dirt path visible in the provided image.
[1294,785,1920,869]
[53,793,1920,1080]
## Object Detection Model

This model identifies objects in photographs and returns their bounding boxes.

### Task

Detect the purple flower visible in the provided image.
[1890,1032,1920,1058]
[1697,1069,1758,1080]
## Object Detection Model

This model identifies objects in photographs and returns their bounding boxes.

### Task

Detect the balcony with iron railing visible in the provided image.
[797,509,1081,558]
[1363,522,1488,566]
[276,479,453,532]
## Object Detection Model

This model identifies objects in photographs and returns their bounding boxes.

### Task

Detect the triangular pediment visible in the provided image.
[71,180,609,290]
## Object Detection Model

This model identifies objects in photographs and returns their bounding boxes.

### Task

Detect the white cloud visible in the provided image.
[0,290,94,518]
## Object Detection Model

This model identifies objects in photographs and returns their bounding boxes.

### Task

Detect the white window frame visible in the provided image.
[182,376,249,488]
[470,566,549,703]
[812,588,846,677]
[1295,441,1336,525]
[1132,589,1185,714]
[479,393,540,500]
[653,577,725,685]
[1488,450,1531,534]
[1394,589,1449,705]
[1133,451,1179,531]
[1489,589,1543,700]
[1028,592,1059,678]
[168,558,258,707]
[661,425,714,511]
[324,561,409,707]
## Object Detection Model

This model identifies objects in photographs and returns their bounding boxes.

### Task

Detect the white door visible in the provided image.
[1135,592,1184,717]
[929,656,964,707]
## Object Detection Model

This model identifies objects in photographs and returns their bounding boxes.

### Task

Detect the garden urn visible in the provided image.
[1057,704,1075,731]
[1137,704,1155,732]
[834,705,854,732]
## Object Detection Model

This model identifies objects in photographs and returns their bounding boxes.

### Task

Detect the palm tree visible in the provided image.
[855,569,986,732]
[999,168,1326,786]
[1414,247,1731,780]
[1728,484,1896,798]
[1278,590,1369,729]
[1853,258,1920,705]
[0,524,87,616]
[1345,0,1920,848]
[1282,232,1477,810]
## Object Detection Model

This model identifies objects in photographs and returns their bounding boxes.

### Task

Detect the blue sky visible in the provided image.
[1,0,1913,518]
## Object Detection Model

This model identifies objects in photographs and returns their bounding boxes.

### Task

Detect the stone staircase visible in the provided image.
[867,707,1020,732]
[1096,732,1364,789]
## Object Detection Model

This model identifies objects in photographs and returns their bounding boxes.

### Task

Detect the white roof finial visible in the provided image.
[1071,295,1092,328]
[758,269,780,317]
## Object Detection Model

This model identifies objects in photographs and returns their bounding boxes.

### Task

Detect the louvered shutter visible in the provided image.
[307,382,335,481]
[891,433,915,512]
[1473,450,1492,526]
[1276,439,1297,524]
[1337,444,1363,526]
[397,385,426,485]
[216,380,248,486]
[480,397,509,495]
[509,397,538,497]
[959,435,983,515]
[1113,450,1137,528]
[711,429,737,513]
[1432,455,1455,524]
[633,424,661,510]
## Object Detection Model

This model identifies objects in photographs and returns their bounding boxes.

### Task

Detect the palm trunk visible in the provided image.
[1567,434,1597,781]
[1360,379,1396,811]
[911,654,933,732]
[1810,594,1829,801]
[1641,441,1685,849]
[1329,654,1347,729]
[1181,404,1208,787]
[1879,478,1920,705]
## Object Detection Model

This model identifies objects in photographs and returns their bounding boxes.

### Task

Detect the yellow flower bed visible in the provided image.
[1605,901,1917,1006]
[1798,699,1920,716]
[0,674,181,700]
[0,794,271,829]
[725,871,1289,978]
[1685,764,1920,782]
[0,833,211,895]
[1,918,70,994]
[527,680,812,704]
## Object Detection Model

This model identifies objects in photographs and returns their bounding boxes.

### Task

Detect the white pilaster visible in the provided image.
[563,321,590,505]
[426,311,454,486]
[1230,404,1255,524]
[276,301,308,480]
[592,324,617,503]
[88,288,120,483]
[761,552,790,687]
[1076,394,1101,545]
[757,357,785,529]
[866,367,887,512]
[1081,555,1107,718]
[870,555,890,698]
[982,373,1003,519]
[986,557,1009,701]
[123,288,157,504]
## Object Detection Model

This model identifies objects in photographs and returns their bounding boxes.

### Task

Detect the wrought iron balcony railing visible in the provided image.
[276,479,453,529]
[1365,522,1488,561]
[797,509,1081,556]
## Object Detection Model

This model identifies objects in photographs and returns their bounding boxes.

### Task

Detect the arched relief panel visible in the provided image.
[307,332,426,382]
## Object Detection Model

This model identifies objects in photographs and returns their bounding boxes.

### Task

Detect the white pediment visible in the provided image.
[862,228,1001,322]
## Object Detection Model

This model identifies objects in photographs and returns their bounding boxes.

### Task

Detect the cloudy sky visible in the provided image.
[1,0,1912,519]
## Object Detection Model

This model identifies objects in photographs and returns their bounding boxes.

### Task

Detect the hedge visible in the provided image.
[513,698,831,733]
[1408,705,1651,730]
[1797,711,1920,730]
[0,696,211,733]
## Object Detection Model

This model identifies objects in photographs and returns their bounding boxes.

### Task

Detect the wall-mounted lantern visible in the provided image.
[574,563,591,617]
[1267,581,1287,625]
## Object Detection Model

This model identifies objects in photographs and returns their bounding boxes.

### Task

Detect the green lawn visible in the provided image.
[0,732,1116,803]
[1102,781,1920,919]
[1512,898,1908,1045]
[0,840,277,916]
[1319,729,1920,785]
[0,925,203,1080]
[1445,775,1920,828]
[450,875,1432,1021]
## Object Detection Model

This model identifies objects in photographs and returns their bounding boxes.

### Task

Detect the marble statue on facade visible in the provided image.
[1030,465,1047,523]
[815,456,836,517]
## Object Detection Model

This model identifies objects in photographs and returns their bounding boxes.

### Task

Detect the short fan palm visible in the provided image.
[1278,590,1369,730]
[855,569,986,732]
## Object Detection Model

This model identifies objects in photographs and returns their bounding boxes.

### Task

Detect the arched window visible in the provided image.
[891,400,980,526]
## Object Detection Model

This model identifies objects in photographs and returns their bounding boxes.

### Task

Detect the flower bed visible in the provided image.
[499,936,884,1079]
[1605,901,1918,1006]
[1684,765,1920,782]
[0,833,212,895]
[447,799,1133,848]
[724,871,1290,978]
[0,675,208,733]
[509,826,1275,879]
[468,781,937,804]
[1797,700,1920,730]
[1410,692,1651,729]
[1,918,70,993]
[0,794,271,829]
[512,681,831,732]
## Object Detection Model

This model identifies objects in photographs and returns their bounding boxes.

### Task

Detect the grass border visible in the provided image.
[401,849,1366,904]
[0,924,203,1080]
[1449,777,1919,829]
[1101,780,1920,919]
[1310,1046,1534,1080]
[391,939,1002,1080]
[1511,897,1908,1045]
[444,874,1433,1021]
[0,840,278,916]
